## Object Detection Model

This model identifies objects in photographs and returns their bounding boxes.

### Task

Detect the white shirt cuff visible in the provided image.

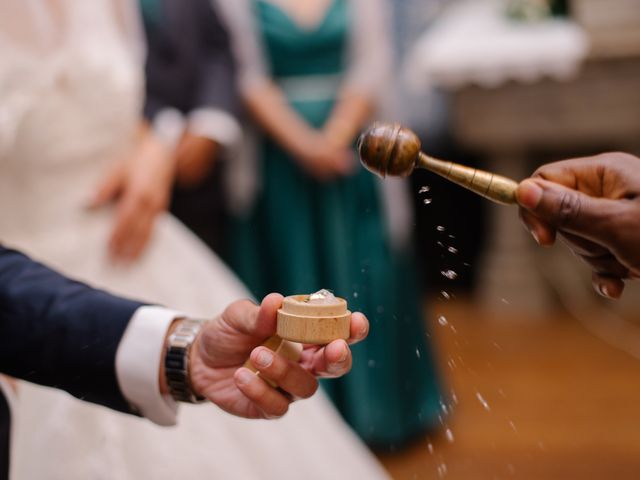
[188,108,242,149]
[151,108,186,150]
[115,306,181,426]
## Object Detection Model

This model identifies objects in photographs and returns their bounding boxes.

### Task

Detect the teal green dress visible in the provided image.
[230,0,443,447]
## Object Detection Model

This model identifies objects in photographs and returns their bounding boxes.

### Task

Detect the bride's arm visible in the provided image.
[90,122,175,263]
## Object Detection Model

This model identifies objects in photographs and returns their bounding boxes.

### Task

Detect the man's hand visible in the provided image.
[188,293,368,419]
[174,133,219,189]
[89,129,175,263]
[516,152,640,299]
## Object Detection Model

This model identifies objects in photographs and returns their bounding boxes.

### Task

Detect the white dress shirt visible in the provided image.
[115,306,182,426]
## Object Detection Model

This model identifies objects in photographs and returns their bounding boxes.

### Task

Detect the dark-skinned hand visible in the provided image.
[516,152,640,299]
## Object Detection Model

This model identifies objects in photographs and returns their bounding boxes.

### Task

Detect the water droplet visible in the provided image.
[419,186,431,194]
[447,358,456,370]
[427,442,434,454]
[447,246,458,254]
[415,348,421,359]
[450,325,457,333]
[423,198,432,205]
[463,262,471,267]
[436,225,445,232]
[438,315,448,326]
[507,463,516,475]
[441,291,451,300]
[437,464,447,477]
[448,234,456,239]
[353,292,359,298]
[509,420,518,432]
[476,392,491,411]
[537,441,546,451]
[441,269,458,280]
[367,359,375,368]
[501,297,510,305]
[451,391,459,404]
[445,428,454,443]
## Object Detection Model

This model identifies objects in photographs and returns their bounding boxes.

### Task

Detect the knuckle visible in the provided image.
[557,190,582,227]
[267,358,289,382]
[298,380,319,399]
[268,401,289,419]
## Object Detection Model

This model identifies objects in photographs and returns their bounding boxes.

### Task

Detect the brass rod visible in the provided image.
[417,153,517,205]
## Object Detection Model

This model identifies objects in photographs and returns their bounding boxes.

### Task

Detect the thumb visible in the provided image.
[517,178,617,241]
[88,165,125,208]
[252,293,283,339]
[224,293,282,340]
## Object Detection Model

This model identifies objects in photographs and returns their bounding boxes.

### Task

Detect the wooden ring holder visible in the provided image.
[276,294,351,345]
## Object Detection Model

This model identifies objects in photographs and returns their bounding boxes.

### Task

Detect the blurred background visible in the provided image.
[383,0,640,478]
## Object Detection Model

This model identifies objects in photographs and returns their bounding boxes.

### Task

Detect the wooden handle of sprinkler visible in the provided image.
[417,153,518,205]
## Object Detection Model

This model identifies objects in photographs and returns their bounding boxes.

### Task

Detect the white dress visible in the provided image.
[0,1,389,478]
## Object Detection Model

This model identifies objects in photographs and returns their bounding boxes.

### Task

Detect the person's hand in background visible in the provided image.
[89,126,175,263]
[293,131,355,182]
[188,293,369,419]
[516,152,640,299]
[174,133,219,189]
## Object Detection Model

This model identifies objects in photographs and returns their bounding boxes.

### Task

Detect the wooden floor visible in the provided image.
[377,299,640,479]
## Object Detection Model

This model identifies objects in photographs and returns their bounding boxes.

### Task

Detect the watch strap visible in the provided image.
[165,318,206,403]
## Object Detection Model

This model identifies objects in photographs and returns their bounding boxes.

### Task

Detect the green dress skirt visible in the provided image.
[229,0,443,447]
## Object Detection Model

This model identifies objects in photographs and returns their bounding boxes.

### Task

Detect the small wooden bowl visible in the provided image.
[277,294,351,345]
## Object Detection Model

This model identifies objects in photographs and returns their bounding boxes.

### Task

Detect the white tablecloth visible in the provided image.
[405,0,589,91]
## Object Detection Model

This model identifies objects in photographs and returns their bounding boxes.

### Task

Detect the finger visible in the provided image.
[348,312,369,345]
[88,165,125,208]
[234,367,290,418]
[516,179,619,244]
[121,211,154,262]
[250,347,318,399]
[580,254,629,278]
[308,339,352,378]
[519,209,556,246]
[592,272,625,299]
[108,197,139,261]
[222,293,282,339]
[558,231,610,258]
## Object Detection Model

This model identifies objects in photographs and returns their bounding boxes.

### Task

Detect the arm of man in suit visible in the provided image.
[0,247,370,423]
[0,247,142,413]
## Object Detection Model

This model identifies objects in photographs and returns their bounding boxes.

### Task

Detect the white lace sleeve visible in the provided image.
[343,0,393,102]
[211,0,271,94]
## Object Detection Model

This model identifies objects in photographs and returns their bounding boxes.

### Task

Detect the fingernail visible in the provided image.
[518,180,543,210]
[236,369,255,386]
[530,229,541,245]
[597,284,612,299]
[255,349,273,368]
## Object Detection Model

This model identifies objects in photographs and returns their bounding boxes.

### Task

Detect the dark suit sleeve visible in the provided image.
[0,247,143,413]
[191,0,241,116]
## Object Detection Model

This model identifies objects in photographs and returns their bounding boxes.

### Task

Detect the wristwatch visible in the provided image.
[164,318,207,403]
